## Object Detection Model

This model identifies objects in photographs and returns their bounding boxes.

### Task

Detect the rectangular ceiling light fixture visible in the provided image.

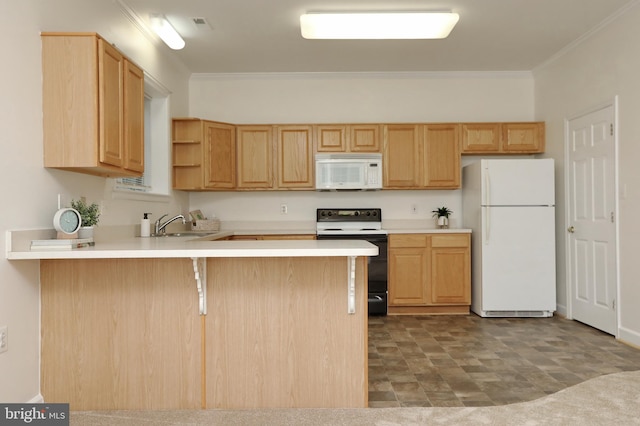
[150,14,185,50]
[300,12,459,40]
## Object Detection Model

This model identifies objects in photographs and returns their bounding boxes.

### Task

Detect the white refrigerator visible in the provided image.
[462,159,556,317]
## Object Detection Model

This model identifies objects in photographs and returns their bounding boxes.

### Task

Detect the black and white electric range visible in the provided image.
[316,208,388,316]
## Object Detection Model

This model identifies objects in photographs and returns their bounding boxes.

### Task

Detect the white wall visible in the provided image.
[534,2,640,345]
[188,73,535,224]
[0,1,191,402]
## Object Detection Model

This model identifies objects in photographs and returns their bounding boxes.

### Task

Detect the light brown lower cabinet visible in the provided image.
[388,233,471,315]
[230,234,315,240]
[40,254,367,410]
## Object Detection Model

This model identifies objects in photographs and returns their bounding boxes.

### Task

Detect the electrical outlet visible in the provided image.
[0,325,7,354]
[280,204,288,214]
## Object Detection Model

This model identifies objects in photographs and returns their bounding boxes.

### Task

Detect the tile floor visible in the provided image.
[368,314,640,407]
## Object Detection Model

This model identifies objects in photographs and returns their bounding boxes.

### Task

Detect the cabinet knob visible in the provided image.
[567,226,575,233]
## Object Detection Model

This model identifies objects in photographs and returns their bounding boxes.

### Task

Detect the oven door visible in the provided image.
[316,233,388,315]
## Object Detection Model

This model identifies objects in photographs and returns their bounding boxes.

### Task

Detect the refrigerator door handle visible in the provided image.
[485,169,490,206]
[485,206,490,244]
[484,170,490,244]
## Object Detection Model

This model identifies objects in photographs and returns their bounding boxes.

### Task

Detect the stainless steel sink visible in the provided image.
[150,232,215,238]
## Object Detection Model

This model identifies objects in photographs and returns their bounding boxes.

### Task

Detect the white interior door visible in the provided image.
[567,104,617,335]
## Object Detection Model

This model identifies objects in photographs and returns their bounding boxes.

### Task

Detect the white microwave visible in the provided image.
[315,153,383,190]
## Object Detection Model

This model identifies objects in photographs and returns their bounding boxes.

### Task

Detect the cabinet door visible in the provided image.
[315,125,347,152]
[388,234,428,306]
[502,122,545,152]
[383,124,421,188]
[461,123,500,154]
[261,234,316,240]
[350,124,381,152]
[42,34,98,169]
[123,60,144,174]
[98,39,124,168]
[429,235,470,305]
[236,126,274,189]
[276,125,314,188]
[389,247,428,305]
[423,124,460,188]
[204,122,236,189]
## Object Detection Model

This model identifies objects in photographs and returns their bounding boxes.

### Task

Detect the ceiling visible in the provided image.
[122,0,634,74]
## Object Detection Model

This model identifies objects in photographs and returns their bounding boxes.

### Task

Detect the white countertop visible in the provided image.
[6,222,471,260]
[7,230,378,260]
[385,228,471,234]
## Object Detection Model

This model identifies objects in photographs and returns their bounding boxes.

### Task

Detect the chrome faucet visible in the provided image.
[155,214,187,234]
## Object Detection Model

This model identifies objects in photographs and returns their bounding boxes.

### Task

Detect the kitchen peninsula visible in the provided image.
[7,231,376,410]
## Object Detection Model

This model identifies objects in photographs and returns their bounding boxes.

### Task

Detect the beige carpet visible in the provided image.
[72,370,640,425]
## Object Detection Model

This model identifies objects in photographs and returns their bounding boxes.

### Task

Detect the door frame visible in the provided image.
[563,96,620,337]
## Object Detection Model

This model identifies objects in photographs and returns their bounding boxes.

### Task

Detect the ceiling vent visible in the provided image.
[192,17,212,29]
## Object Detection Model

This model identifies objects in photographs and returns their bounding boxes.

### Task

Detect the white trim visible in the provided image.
[555,303,567,318]
[619,326,640,348]
[110,72,173,199]
[534,0,640,73]
[27,394,44,404]
[144,71,172,96]
[111,190,171,203]
[114,0,191,74]
[190,70,534,81]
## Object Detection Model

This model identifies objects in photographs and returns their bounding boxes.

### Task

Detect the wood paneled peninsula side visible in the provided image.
[7,232,376,410]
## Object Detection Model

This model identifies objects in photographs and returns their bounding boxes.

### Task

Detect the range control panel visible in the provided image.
[316,208,382,223]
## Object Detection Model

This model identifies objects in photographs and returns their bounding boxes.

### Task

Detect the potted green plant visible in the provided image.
[432,206,452,229]
[71,198,100,238]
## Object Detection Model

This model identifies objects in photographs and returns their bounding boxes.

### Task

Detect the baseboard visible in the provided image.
[555,303,567,317]
[619,326,640,348]
[27,394,44,403]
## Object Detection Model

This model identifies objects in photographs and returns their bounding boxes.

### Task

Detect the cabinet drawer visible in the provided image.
[389,234,428,248]
[431,234,469,248]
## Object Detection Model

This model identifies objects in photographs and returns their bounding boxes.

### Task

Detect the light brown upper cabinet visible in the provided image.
[42,32,144,177]
[172,118,204,190]
[315,125,347,152]
[237,125,314,190]
[461,122,545,154]
[172,118,236,190]
[275,125,314,189]
[350,124,381,152]
[170,118,543,191]
[204,121,236,189]
[123,61,145,173]
[383,124,422,188]
[383,123,461,189]
[461,123,501,153]
[315,124,381,153]
[236,125,274,189]
[422,124,461,189]
[501,122,545,152]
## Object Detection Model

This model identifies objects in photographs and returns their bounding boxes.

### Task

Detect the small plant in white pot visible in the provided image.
[71,198,100,238]
[432,206,452,229]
